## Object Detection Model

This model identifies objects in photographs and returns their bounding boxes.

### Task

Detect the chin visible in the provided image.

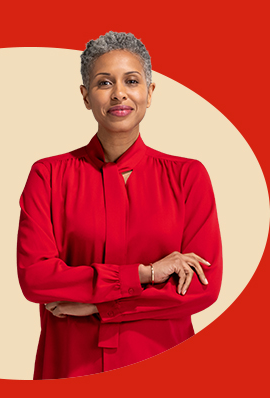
[105,123,139,134]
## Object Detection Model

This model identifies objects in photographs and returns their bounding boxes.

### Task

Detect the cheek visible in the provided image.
[89,92,108,111]
[133,91,149,109]
[91,100,106,118]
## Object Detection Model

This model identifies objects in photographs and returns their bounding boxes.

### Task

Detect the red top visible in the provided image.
[17,133,223,380]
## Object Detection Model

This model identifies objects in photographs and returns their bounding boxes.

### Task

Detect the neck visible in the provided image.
[97,130,140,163]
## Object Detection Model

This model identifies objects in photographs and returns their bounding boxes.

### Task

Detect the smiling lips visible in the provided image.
[108,105,133,117]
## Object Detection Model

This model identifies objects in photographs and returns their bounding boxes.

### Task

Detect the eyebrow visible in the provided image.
[93,71,142,79]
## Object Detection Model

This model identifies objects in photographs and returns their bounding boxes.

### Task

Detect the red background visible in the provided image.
[1,1,269,396]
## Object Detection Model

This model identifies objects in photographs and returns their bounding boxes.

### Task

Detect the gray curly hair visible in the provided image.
[80,31,152,91]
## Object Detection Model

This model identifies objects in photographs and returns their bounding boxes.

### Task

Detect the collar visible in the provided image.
[85,133,147,173]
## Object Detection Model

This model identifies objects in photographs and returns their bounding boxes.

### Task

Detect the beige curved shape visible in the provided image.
[0,48,269,380]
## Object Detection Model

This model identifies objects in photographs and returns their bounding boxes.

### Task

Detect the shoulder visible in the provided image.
[144,146,212,190]
[145,146,208,174]
[145,146,194,164]
[177,158,214,197]
[31,145,87,171]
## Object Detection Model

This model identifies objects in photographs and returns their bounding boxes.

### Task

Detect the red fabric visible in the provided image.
[17,133,223,379]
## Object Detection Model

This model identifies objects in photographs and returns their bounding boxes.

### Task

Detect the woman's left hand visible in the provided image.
[45,301,99,318]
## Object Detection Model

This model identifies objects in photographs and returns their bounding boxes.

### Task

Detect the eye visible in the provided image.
[127,79,139,84]
[98,80,111,86]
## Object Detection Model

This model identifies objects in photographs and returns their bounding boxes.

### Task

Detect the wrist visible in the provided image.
[93,304,99,314]
[138,264,152,284]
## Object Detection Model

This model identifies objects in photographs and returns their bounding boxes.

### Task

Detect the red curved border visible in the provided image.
[1,1,269,397]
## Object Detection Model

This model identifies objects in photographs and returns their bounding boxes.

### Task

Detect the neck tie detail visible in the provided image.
[85,133,147,172]
[84,134,147,350]
[99,162,128,349]
[102,162,127,265]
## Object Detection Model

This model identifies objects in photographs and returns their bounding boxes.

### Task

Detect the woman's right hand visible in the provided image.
[139,251,211,295]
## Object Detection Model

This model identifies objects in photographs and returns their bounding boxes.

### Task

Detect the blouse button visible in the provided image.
[128,288,134,295]
[108,311,114,317]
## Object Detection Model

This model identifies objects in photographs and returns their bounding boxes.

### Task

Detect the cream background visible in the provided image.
[0,48,269,380]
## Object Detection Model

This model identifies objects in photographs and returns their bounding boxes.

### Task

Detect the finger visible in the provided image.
[53,312,67,318]
[45,302,59,311]
[184,256,208,282]
[187,260,208,285]
[181,267,194,295]
[184,252,211,266]
[55,302,84,317]
[177,268,186,294]
[52,305,67,318]
[45,301,69,310]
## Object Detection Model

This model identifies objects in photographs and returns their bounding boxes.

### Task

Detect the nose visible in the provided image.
[111,81,127,101]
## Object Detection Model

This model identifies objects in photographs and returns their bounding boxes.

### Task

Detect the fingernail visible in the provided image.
[205,278,208,284]
[205,261,211,265]
[182,290,186,295]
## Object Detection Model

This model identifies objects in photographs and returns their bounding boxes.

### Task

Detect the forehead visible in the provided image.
[91,50,144,76]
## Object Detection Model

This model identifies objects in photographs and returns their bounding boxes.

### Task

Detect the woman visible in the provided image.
[17,31,223,380]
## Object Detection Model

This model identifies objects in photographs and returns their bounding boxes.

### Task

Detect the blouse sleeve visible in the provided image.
[96,160,223,322]
[17,162,143,304]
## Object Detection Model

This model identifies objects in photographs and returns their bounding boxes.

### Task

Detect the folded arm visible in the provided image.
[96,160,223,322]
[17,162,143,304]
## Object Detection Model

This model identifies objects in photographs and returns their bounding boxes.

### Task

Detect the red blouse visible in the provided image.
[17,133,223,380]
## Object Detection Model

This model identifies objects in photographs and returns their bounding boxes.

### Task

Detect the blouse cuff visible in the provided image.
[97,299,137,321]
[119,263,143,298]
[96,263,142,320]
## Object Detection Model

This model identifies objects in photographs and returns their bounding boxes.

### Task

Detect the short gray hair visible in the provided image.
[80,31,152,91]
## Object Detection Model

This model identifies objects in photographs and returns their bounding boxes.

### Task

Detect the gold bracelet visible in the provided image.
[149,263,154,285]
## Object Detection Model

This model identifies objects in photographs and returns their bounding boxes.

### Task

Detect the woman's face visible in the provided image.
[80,50,155,136]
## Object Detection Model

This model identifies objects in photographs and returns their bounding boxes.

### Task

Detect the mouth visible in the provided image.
[107,105,134,117]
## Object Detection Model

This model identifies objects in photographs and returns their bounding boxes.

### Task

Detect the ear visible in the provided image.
[80,85,92,110]
[146,83,156,108]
